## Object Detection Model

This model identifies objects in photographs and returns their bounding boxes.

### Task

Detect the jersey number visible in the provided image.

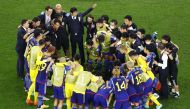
[115,81,126,92]
[135,74,144,85]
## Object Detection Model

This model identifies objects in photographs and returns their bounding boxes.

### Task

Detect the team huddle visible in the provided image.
[15,3,180,109]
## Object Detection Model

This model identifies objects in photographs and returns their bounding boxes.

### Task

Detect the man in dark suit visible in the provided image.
[66,4,97,65]
[129,32,143,54]
[38,5,53,30]
[16,19,29,79]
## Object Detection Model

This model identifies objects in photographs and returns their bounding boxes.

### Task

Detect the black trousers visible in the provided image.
[70,34,85,65]
[159,68,169,99]
[16,50,25,79]
[56,36,69,56]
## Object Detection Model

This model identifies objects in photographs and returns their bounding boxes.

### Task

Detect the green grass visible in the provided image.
[0,0,190,109]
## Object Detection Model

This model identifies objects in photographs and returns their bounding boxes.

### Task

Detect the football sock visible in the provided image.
[149,94,160,106]
[66,99,71,109]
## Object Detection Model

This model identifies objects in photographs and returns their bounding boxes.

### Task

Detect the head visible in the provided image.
[128,50,139,61]
[86,40,93,48]
[32,17,41,28]
[165,43,173,53]
[96,18,104,28]
[161,35,171,44]
[124,15,132,26]
[137,28,145,39]
[129,32,137,42]
[144,34,152,45]
[110,19,118,29]
[45,5,53,16]
[97,34,105,43]
[55,12,63,21]
[86,14,94,23]
[45,36,51,46]
[144,45,153,54]
[121,32,129,41]
[21,19,29,29]
[112,65,121,77]
[126,61,135,71]
[70,7,78,17]
[53,19,61,31]
[47,46,56,55]
[74,54,81,62]
[33,29,43,40]
[55,4,62,13]
[120,24,128,33]
[39,39,46,48]
[157,42,165,52]
[101,15,109,24]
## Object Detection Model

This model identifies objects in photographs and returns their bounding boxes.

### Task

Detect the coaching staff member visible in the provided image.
[67,4,97,65]
[16,19,29,79]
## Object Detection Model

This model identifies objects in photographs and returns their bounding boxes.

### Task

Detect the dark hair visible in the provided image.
[39,39,46,46]
[144,34,152,41]
[86,40,93,46]
[97,35,105,43]
[129,32,137,39]
[32,17,41,23]
[124,15,132,21]
[162,35,171,42]
[165,43,173,50]
[101,15,109,23]
[96,18,103,23]
[74,54,81,61]
[120,24,128,30]
[33,29,43,38]
[86,14,94,21]
[145,45,154,52]
[121,32,129,39]
[137,28,145,34]
[70,7,77,13]
[110,19,118,25]
[55,12,63,18]
[158,43,165,50]
[21,19,28,26]
[45,5,53,11]
[129,50,138,57]
[114,60,121,67]
[45,36,51,42]
[53,18,61,25]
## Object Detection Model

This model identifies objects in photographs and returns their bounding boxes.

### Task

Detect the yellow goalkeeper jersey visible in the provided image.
[73,71,99,94]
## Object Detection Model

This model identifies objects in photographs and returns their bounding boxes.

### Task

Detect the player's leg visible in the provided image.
[66,84,73,109]
[58,100,64,109]
[54,98,58,109]
[71,92,78,109]
[77,93,84,109]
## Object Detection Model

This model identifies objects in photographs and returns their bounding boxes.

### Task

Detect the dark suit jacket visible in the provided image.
[66,7,93,35]
[16,27,27,53]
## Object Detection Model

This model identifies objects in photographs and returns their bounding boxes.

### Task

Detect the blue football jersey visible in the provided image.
[146,52,156,68]
[36,57,53,84]
[110,76,129,101]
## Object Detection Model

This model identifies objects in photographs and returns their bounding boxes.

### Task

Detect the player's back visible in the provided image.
[73,71,97,94]
[36,57,52,84]
[110,76,129,101]
[96,85,112,99]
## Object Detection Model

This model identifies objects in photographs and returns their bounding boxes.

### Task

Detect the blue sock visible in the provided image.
[37,96,43,108]
[54,106,57,109]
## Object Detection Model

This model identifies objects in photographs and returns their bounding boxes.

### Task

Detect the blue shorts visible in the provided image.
[71,91,84,105]
[36,82,46,96]
[85,89,95,106]
[94,94,108,109]
[114,100,131,109]
[54,86,64,100]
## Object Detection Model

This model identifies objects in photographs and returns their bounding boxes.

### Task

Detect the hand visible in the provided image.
[92,3,97,8]
[153,61,158,65]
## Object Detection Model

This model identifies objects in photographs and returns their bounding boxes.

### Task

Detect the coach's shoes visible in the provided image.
[156,104,163,109]
[40,104,49,109]
[26,99,33,105]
